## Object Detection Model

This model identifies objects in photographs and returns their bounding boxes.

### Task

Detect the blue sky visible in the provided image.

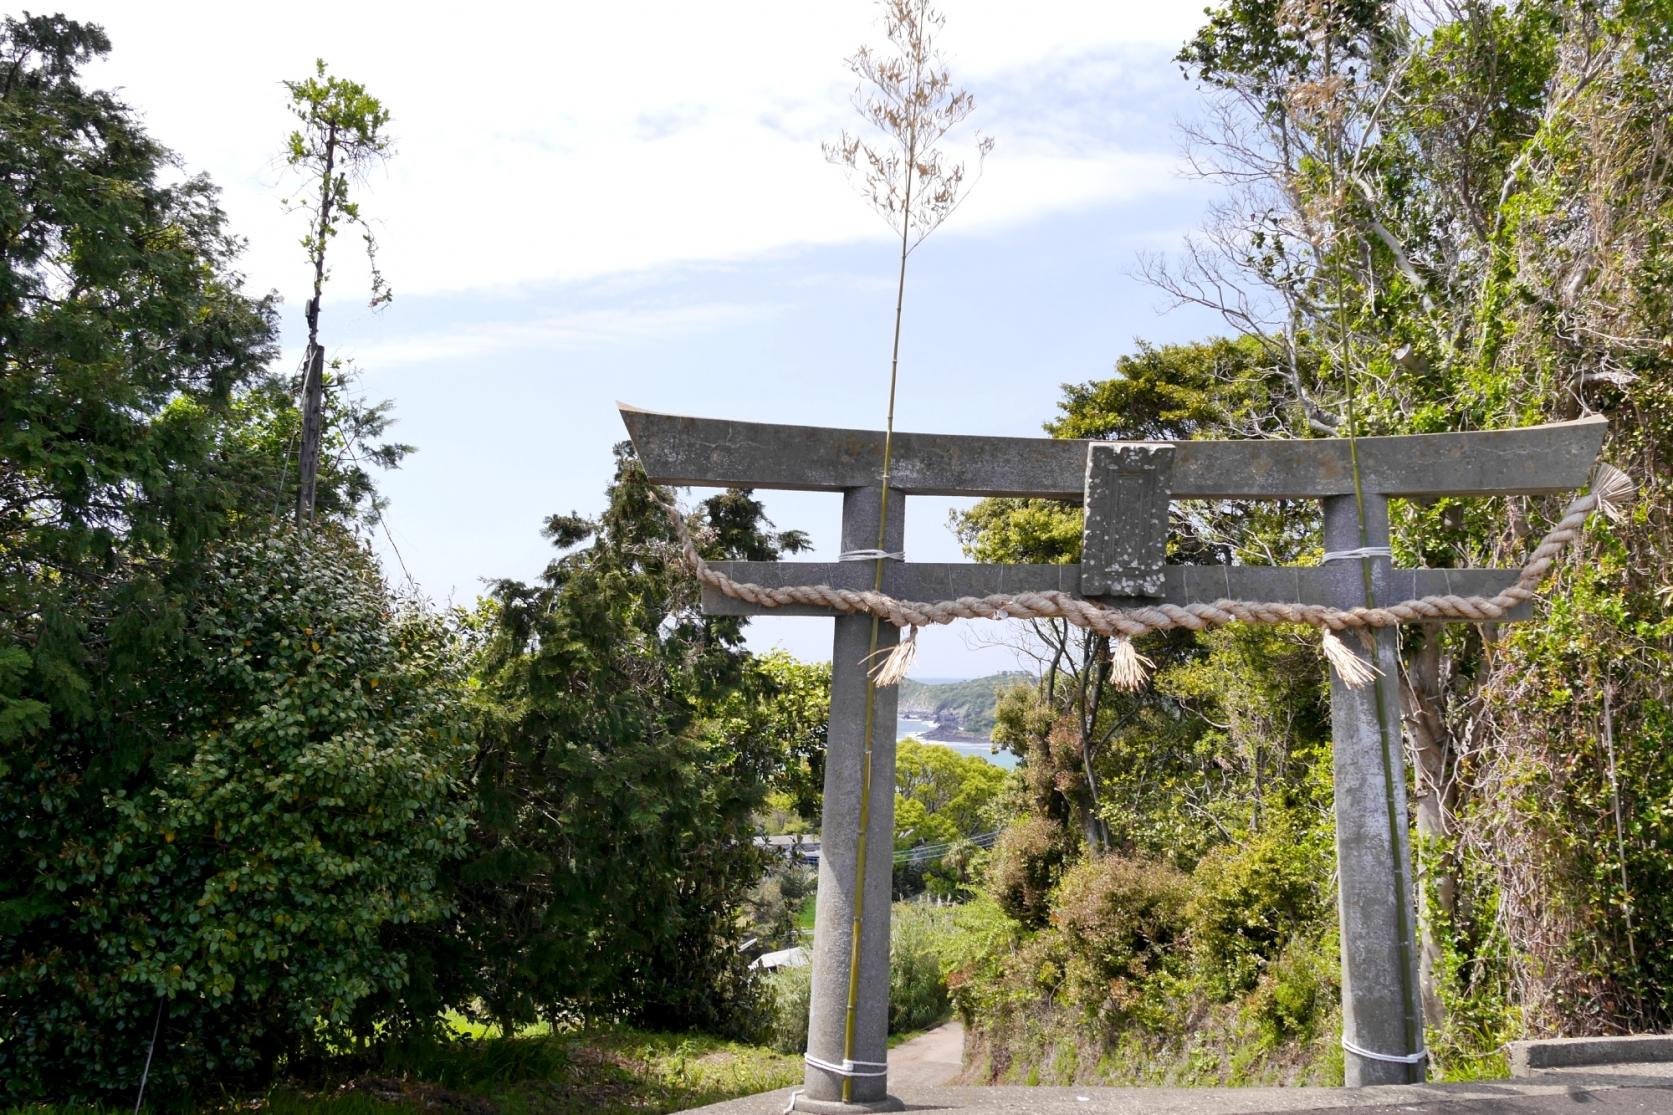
[75,1,1227,677]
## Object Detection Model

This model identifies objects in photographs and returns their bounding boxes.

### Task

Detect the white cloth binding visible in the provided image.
[839,549,905,561]
[1342,1036,1429,1065]
[1321,546,1394,563]
[803,1053,890,1078]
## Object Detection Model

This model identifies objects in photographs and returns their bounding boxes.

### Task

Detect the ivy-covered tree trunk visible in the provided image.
[1402,630,1461,1031]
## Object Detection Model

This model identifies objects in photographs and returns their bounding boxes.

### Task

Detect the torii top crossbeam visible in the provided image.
[621,404,1603,498]
[622,404,1606,621]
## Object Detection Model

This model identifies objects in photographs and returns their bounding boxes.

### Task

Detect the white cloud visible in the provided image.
[311,301,770,372]
[71,1,1205,302]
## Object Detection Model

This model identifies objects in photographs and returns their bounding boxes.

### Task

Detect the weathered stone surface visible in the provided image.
[621,404,1605,499]
[1081,443,1173,597]
[1322,494,1425,1086]
[801,487,903,1109]
[1509,1034,1673,1073]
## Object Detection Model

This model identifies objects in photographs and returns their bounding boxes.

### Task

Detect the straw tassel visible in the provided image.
[1590,462,1635,524]
[1321,628,1380,688]
[868,625,919,687]
[1109,636,1155,691]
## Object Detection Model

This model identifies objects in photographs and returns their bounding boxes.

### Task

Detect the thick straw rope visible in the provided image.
[666,464,1632,685]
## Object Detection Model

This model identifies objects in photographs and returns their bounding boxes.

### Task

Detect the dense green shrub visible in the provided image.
[1188,815,1328,996]
[762,902,956,1053]
[765,962,815,1054]
[890,903,954,1033]
[1242,934,1339,1050]
[941,893,1025,1022]
[987,817,1065,928]
[0,528,472,1103]
[746,862,817,952]
[1051,855,1194,1024]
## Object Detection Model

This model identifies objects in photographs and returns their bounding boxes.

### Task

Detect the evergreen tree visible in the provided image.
[444,447,814,1037]
[0,13,280,726]
[0,21,453,1100]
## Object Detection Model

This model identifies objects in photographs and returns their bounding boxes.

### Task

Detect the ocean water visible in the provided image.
[896,717,1017,771]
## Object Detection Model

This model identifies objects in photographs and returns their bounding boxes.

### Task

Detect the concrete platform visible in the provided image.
[681,1063,1673,1114]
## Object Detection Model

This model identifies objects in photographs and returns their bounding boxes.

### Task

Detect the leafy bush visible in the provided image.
[762,902,955,1053]
[891,903,953,1033]
[0,528,473,1103]
[941,893,1024,1022]
[1051,854,1193,1025]
[1187,814,1328,996]
[765,962,814,1054]
[746,862,817,951]
[987,817,1066,928]
[1242,933,1339,1049]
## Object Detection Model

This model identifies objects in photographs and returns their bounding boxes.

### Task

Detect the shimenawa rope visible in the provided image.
[1342,1036,1430,1065]
[664,462,1632,690]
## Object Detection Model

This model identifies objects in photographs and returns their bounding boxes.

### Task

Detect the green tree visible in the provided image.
[956,337,1297,855]
[893,739,1005,848]
[1172,0,1673,1050]
[727,650,830,826]
[1,21,446,1100]
[1,17,280,1042]
[282,60,392,525]
[922,1,1673,1080]
[1,527,471,1102]
[0,14,279,722]
[446,449,813,1037]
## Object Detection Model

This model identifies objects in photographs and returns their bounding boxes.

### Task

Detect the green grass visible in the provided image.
[796,896,817,931]
[280,1027,799,1114]
[5,1027,800,1115]
[887,1023,943,1048]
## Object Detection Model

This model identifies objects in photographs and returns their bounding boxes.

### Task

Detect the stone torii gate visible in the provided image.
[621,404,1608,1111]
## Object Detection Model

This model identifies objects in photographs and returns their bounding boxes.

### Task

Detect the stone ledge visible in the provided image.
[1509,1033,1673,1074]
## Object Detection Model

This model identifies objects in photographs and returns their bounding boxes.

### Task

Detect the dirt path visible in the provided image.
[887,1019,965,1089]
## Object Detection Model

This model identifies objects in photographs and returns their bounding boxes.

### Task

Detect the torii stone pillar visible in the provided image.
[1323,493,1424,1084]
[619,403,1607,1102]
[800,486,905,1110]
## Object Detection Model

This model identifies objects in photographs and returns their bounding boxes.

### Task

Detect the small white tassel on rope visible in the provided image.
[1321,628,1381,688]
[868,625,919,687]
[1109,636,1155,691]
[1590,462,1635,523]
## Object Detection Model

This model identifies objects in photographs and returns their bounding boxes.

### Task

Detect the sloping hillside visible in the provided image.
[897,672,1033,738]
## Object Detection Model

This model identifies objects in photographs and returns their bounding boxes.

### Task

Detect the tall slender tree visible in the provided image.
[282,60,392,525]
[820,6,993,1096]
